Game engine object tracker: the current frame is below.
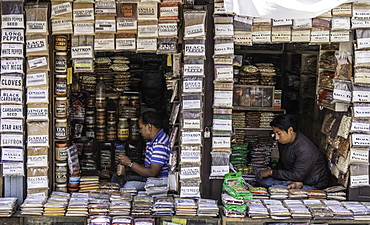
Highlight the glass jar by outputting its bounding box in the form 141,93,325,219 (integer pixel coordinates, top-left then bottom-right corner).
86,125,95,138
55,119,68,140
95,109,105,126
96,125,105,142
130,118,140,141
96,97,106,109
130,96,140,116
55,52,67,73
55,162,67,183
118,96,129,116
85,111,95,125
117,118,129,141
106,121,117,141
55,142,68,161
107,96,118,112
55,97,67,118
87,95,95,108
107,111,116,122
55,74,67,95
54,35,68,51
55,183,67,192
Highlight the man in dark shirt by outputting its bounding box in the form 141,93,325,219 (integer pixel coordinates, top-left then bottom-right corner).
256,114,328,190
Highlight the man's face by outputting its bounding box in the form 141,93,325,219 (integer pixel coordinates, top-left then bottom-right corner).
272,126,295,144
138,119,151,140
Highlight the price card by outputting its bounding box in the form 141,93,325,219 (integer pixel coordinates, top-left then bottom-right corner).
27,88,48,103
182,99,201,110
332,17,351,30
27,155,48,167
1,134,23,147
180,150,201,162
1,147,23,162
27,135,49,147
180,166,200,179
273,19,292,26
27,176,48,189
214,91,233,108
1,43,23,58
159,23,178,37
355,51,370,65
0,74,23,89
95,2,116,14
0,105,23,118
353,8,370,20
52,19,73,34
351,133,370,146
2,162,24,176
183,77,202,93
349,149,369,164
0,119,23,133
215,65,233,81
212,136,231,148
71,46,93,58
214,42,234,55
181,131,201,144
352,19,370,29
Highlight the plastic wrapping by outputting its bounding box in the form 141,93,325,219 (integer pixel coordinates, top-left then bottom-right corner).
183,10,206,39
335,51,352,80
349,164,370,188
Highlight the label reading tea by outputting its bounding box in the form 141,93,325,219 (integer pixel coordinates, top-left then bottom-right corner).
0,105,23,118
0,74,22,89
1,43,23,57
215,24,234,36
212,136,231,148
26,72,47,87
3,162,24,176
1,148,23,162
2,15,24,28
214,43,234,55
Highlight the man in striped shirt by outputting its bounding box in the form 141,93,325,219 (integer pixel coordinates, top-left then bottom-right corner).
117,110,170,191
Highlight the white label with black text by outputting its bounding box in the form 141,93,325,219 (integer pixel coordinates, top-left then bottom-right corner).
180,166,201,179
1,148,23,162
28,135,49,147
27,88,48,103
185,44,205,56
26,38,47,53
183,80,202,93
95,20,116,32
351,175,369,186
184,64,204,76
181,131,202,144
2,29,24,43
26,72,47,87
27,176,48,189
27,108,49,120
0,90,22,104
2,15,24,28
94,39,115,50
180,186,200,198
1,43,23,57
74,23,94,35
71,46,93,58
95,2,116,14
212,136,231,148
0,105,23,118
183,100,201,110
214,43,234,55
117,20,137,31
116,38,136,50
215,24,234,36
350,149,369,163
0,119,23,133
158,23,178,36
27,155,48,167
185,24,205,38
333,89,352,102
51,2,72,17
28,57,47,70
1,134,23,147
3,162,24,176
180,150,201,162
138,25,158,38
137,39,157,51
353,105,370,117
351,121,370,132
26,21,47,34
351,133,370,146
52,19,73,33
211,166,229,176
183,119,201,129
0,75,22,89
213,119,232,131
311,30,330,43
73,8,94,21
1,58,23,73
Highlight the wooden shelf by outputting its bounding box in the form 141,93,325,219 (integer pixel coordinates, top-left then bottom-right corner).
234,127,272,131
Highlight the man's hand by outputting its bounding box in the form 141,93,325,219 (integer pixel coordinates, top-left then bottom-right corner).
118,154,131,166
287,181,303,189
257,169,272,179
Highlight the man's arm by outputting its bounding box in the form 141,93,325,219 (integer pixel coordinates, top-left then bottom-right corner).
118,154,162,177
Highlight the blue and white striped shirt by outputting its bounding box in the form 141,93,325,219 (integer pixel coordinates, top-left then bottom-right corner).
144,129,170,178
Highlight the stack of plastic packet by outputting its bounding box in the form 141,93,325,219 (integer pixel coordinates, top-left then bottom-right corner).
133,218,155,225
197,198,219,217
248,142,272,171
324,185,346,201
152,196,175,216
112,216,133,225
88,191,110,216
245,199,269,218
268,187,288,199
99,182,120,192
66,193,89,216
109,192,132,216
21,195,47,215
343,201,370,220
0,198,17,217
263,199,291,219
303,199,333,220
230,145,249,168
175,198,197,216
80,176,100,192
283,200,311,219
131,193,153,216
145,177,169,197
43,192,70,216
324,201,353,220
288,189,307,199
88,215,110,225
222,192,246,217
307,190,326,200
249,187,269,199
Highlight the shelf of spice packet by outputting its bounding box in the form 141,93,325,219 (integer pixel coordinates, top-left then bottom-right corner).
233,107,286,112
22,216,86,225
209,175,255,181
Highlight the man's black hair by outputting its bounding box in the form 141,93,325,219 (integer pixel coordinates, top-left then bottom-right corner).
140,110,164,129
270,114,297,132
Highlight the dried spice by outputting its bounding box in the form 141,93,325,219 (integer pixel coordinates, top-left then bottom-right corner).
25,34,48,56
117,3,137,19
51,2,72,20
183,10,206,39
25,4,48,35
52,19,73,35
73,3,94,22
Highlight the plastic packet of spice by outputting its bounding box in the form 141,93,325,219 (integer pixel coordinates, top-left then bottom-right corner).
233,15,252,31
73,3,94,22
137,2,158,20
334,51,352,80
332,79,352,103
350,118,370,133
51,2,72,20
67,145,81,174
183,10,206,39
26,56,49,72
27,121,49,147
349,164,370,188
25,34,49,56
183,58,204,77
1,1,24,29
52,19,73,35
26,85,49,104
182,94,203,111
25,4,48,35
159,2,178,20
27,147,48,168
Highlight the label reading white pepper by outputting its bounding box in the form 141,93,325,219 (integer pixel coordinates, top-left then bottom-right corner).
0,105,23,118
1,43,23,57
